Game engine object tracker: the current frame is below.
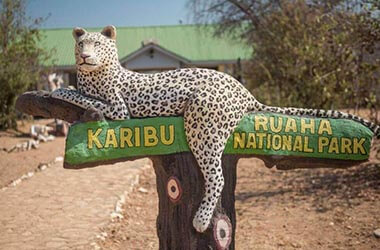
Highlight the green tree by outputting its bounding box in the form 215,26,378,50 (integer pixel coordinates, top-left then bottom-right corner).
0,0,52,129
189,0,380,122
245,1,379,109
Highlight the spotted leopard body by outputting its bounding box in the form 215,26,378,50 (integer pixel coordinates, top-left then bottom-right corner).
51,26,380,233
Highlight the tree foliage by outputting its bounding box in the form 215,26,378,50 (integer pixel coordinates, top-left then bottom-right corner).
0,0,52,129
189,0,380,122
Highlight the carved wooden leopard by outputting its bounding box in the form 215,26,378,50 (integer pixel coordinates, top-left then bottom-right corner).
51,26,380,233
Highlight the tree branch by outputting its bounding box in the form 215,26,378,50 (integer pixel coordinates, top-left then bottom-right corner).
16,90,366,171
15,90,104,123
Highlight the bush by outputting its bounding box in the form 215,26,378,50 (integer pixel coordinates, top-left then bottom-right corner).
0,0,52,129
189,0,380,122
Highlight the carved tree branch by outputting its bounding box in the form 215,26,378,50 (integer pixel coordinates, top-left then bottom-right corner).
15,90,104,123
15,89,368,250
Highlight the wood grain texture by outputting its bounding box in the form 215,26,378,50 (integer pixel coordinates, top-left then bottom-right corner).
151,154,238,250
15,90,363,249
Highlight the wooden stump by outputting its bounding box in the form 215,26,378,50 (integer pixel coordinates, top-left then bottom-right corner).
16,91,239,249
152,153,238,250
16,90,372,250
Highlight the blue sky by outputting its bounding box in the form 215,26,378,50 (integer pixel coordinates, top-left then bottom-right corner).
27,0,191,29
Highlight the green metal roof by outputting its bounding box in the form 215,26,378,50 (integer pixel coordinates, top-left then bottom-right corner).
40,25,251,67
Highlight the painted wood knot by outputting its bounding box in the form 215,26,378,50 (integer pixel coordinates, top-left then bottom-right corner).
213,214,232,250
166,176,182,203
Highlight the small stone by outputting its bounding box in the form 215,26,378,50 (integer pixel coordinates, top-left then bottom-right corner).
22,231,32,236
55,156,64,162
45,241,65,248
96,232,108,241
374,228,380,238
91,242,100,250
291,242,301,248
138,187,148,193
110,211,123,220
38,164,47,171
11,179,21,186
329,222,334,226
277,241,285,247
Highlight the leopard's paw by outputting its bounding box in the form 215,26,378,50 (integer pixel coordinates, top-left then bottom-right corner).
192,213,210,233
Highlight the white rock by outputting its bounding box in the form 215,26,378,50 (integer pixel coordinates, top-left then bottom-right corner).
138,187,148,193
110,212,123,220
38,164,47,171
374,228,380,238
55,156,64,162
11,179,21,186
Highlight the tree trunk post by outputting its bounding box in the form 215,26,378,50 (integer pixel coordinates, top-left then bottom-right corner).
16,91,240,249
151,154,238,250
16,91,374,250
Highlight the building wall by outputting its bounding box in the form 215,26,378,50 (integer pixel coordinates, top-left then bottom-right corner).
57,60,242,88
122,49,181,71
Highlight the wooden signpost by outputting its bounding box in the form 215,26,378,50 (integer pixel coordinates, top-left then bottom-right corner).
16,91,374,250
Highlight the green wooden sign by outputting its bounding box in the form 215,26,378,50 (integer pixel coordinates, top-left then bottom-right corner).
64,113,374,167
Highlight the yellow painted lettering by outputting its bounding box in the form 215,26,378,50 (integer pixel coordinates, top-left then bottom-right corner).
87,128,103,149
353,138,366,154
120,128,133,148
134,127,141,147
341,138,352,154
160,125,174,145
272,134,282,151
303,136,313,153
282,135,292,151
269,117,283,133
328,137,339,154
234,133,246,149
256,133,267,149
318,137,329,153
301,119,315,134
285,118,297,133
104,129,118,148
318,120,332,135
255,116,268,131
266,134,272,149
292,135,303,152
144,126,158,147
246,133,256,149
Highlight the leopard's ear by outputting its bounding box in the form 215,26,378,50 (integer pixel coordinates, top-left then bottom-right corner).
101,25,116,40
73,27,87,40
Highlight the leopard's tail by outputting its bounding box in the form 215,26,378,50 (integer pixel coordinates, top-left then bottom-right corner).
249,99,380,138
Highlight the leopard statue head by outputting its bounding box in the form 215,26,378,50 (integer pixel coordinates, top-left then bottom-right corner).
72,26,119,72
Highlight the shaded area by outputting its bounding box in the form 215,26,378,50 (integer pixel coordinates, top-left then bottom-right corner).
235,142,380,249
99,142,380,249
283,162,380,211
236,144,380,212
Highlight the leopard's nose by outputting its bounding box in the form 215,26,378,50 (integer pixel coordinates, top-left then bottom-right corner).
80,53,90,59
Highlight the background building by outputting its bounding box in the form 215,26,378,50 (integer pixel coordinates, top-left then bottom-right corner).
41,24,251,87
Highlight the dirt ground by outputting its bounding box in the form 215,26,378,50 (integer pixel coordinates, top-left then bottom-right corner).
1,118,379,249
0,119,65,188
99,141,380,250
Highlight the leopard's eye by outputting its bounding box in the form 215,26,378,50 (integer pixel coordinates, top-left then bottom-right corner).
94,41,101,46
78,41,83,48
